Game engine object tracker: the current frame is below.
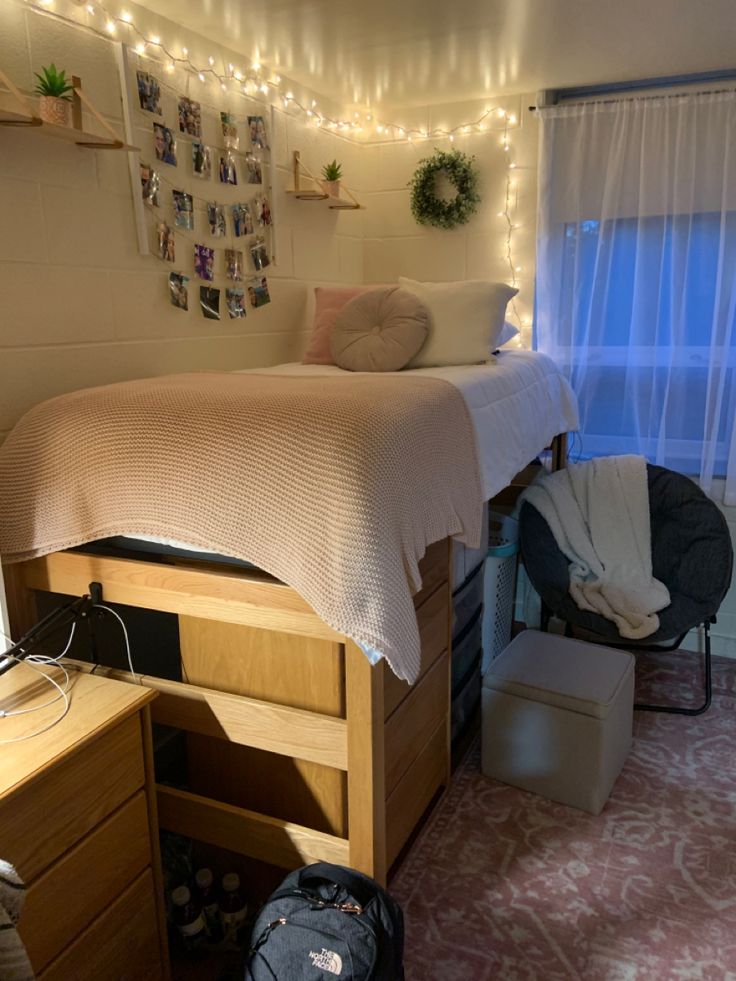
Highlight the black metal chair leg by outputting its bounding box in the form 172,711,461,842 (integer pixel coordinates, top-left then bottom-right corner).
634,620,713,716
540,600,551,633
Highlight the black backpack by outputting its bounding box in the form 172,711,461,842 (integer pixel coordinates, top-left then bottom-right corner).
245,862,405,980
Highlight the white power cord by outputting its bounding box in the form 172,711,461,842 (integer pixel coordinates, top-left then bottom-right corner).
94,604,139,682
0,595,141,742
0,622,76,744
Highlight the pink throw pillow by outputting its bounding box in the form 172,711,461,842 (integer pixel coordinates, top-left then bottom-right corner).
303,286,383,365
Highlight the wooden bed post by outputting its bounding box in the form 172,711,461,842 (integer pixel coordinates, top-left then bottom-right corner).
345,641,387,885
1,562,37,640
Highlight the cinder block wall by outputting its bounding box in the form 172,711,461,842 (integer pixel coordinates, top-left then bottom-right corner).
0,0,364,442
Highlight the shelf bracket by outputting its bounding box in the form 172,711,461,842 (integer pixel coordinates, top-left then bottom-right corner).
0,67,41,127
290,150,362,208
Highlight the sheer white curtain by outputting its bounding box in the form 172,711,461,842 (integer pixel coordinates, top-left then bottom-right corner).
536,91,736,505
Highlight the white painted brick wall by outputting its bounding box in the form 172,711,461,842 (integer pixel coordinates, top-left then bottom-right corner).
0,0,365,444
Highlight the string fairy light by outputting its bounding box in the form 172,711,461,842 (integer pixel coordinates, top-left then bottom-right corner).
16,0,530,331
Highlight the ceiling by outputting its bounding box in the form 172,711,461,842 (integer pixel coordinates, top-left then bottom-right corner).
140,0,736,110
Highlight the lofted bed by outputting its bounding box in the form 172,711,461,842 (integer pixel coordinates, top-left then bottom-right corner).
0,352,578,887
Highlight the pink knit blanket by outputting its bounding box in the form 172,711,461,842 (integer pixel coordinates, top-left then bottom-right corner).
0,372,483,681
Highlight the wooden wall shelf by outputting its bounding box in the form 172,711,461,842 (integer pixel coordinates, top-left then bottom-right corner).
0,68,138,151
290,150,363,210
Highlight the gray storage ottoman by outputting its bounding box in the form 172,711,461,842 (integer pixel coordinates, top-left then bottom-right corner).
481,630,634,814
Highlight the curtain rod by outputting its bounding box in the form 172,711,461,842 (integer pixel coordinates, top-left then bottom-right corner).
529,68,736,111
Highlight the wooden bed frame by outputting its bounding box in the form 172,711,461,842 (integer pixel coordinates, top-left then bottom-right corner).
2,435,568,889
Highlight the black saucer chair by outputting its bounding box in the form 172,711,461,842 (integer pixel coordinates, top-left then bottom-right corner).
519,465,734,716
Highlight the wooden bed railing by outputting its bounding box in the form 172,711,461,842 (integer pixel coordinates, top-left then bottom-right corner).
3,541,451,887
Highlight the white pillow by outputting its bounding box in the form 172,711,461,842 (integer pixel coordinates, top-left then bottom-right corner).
496,321,520,349
399,278,518,368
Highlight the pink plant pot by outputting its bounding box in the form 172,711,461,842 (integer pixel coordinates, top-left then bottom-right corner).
39,96,71,127
321,179,341,198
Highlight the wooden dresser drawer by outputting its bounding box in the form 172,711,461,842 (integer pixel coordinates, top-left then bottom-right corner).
0,714,145,881
39,867,163,981
21,791,152,973
384,581,449,720
384,651,449,795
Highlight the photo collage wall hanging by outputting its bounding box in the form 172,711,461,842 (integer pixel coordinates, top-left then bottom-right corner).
136,68,274,321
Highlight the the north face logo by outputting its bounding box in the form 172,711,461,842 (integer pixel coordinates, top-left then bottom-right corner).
309,948,343,975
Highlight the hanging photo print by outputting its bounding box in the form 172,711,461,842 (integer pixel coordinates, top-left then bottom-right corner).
157,222,175,262
248,115,269,149
194,244,215,281
226,287,246,319
178,96,202,137
200,286,221,320
250,237,270,271
256,195,272,226
219,153,238,185
207,202,227,237
136,71,161,115
220,111,239,149
247,276,271,308
169,272,188,310
173,190,194,230
225,249,243,281
231,202,254,237
140,163,160,206
245,153,262,184
192,141,212,179
153,123,177,166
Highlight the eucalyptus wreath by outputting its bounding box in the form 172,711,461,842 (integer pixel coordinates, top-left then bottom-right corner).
408,148,481,229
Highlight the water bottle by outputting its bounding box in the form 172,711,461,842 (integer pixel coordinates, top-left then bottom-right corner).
194,867,223,943
220,872,248,947
171,885,207,953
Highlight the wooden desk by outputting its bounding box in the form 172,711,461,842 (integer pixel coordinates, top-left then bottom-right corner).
0,663,169,980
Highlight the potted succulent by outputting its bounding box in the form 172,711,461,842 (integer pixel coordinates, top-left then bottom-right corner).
321,159,343,198
34,64,74,127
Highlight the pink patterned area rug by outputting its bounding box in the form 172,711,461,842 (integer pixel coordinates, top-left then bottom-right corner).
391,651,736,980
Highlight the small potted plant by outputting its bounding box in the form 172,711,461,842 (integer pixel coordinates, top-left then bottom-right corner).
321,159,343,198
34,64,74,127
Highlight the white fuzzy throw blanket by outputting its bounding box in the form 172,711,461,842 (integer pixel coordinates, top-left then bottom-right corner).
0,372,483,682
522,455,670,639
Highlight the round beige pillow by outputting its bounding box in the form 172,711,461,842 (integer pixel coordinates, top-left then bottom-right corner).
329,287,430,372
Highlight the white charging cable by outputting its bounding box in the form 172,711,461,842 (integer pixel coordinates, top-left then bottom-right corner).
94,604,139,682
0,622,76,744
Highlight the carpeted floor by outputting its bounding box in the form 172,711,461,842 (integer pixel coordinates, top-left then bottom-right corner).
391,651,736,980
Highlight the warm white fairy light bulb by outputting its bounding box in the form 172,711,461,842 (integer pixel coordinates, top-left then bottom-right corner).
208,56,215,65
182,46,188,56
86,4,94,12
260,83,268,94
120,10,131,21
150,34,160,45
105,19,115,32
135,41,145,54
198,72,205,82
